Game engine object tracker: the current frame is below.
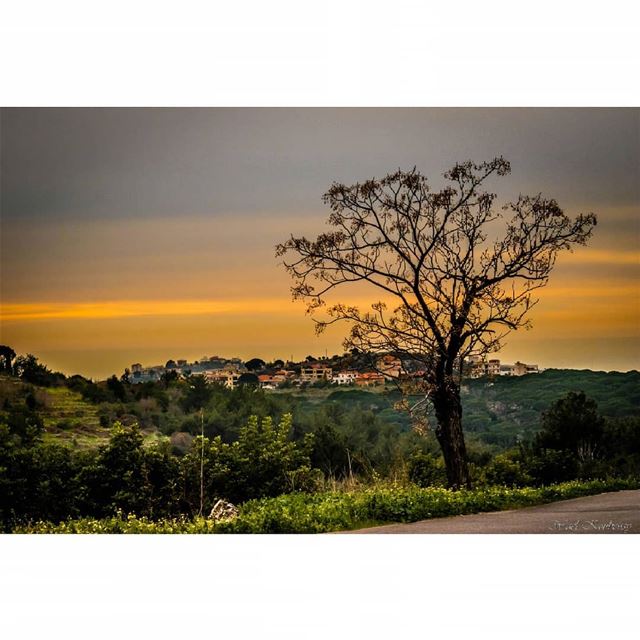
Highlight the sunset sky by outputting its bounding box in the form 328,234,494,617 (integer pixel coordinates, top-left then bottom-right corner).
1,108,638,379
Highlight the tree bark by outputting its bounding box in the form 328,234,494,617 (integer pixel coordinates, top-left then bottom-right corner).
431,377,471,490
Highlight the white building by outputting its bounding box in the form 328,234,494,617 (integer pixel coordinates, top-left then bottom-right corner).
334,370,358,385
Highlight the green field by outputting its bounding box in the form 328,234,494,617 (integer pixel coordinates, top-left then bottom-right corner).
39,386,109,447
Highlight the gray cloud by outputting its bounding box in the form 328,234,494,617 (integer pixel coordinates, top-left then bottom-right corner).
2,108,638,222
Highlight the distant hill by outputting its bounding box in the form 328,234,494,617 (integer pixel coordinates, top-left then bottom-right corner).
2,368,637,452
322,369,639,448
461,369,639,446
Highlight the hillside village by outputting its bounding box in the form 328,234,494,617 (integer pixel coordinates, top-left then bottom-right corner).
127,352,541,389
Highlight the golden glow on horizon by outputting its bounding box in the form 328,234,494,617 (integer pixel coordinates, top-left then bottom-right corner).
2,210,638,378
1,298,302,322
2,279,638,322
2,277,638,377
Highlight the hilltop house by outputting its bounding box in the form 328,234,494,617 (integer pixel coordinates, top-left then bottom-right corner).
466,356,540,378
257,374,285,390
204,369,242,388
300,364,333,383
376,355,403,379
512,361,539,376
355,372,385,387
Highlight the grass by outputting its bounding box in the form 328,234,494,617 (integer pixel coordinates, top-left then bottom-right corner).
15,477,638,534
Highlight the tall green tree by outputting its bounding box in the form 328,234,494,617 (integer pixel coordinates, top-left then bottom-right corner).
0,345,16,374
536,391,605,461
13,354,58,386
181,376,212,412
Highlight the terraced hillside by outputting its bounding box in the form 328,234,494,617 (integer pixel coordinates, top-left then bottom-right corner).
38,386,112,447
0,376,112,447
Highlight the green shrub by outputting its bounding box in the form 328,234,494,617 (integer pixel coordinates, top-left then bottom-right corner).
526,449,579,485
180,413,315,510
407,452,447,487
481,452,532,487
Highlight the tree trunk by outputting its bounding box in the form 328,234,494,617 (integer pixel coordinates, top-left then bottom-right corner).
432,377,471,490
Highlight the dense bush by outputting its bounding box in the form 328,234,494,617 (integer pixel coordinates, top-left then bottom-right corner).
536,391,605,459
78,422,180,519
601,416,640,476
0,428,86,524
13,354,64,387
0,413,316,530
479,452,532,487
180,413,317,509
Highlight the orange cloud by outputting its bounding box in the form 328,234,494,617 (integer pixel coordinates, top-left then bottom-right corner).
0,299,300,322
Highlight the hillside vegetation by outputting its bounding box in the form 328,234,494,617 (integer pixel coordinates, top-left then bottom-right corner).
1,368,638,454
2,354,638,531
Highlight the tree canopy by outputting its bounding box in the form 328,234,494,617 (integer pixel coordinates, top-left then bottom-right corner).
277,158,596,377
0,346,16,374
245,358,266,371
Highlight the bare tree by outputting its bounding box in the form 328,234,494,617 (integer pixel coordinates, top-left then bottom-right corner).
276,158,596,488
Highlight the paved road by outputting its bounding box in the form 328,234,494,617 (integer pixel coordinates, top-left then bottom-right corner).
344,490,640,534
